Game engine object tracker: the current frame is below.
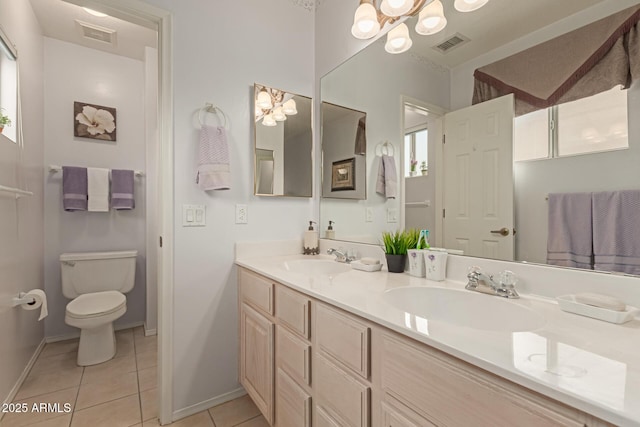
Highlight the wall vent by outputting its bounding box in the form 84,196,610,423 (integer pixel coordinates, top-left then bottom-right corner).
433,33,469,53
75,20,117,46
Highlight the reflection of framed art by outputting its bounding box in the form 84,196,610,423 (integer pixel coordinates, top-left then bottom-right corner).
331,157,356,191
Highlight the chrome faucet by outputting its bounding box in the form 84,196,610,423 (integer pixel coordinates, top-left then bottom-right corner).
327,248,356,264
466,267,520,299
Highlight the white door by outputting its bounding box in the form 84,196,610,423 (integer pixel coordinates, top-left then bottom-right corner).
443,94,514,261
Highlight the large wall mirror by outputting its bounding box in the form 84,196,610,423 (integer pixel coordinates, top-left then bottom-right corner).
254,83,312,197
0,26,18,143
319,2,640,277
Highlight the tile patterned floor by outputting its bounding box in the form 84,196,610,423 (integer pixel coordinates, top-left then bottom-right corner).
1,328,266,427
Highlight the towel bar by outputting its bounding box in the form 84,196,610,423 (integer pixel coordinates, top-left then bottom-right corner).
0,184,34,199
48,165,144,177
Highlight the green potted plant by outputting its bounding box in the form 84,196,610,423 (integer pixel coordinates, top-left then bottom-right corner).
409,159,417,177
381,230,413,273
0,108,11,134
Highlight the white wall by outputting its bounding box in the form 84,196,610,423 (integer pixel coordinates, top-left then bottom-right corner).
143,0,315,416
43,38,147,338
450,0,640,265
0,0,45,406
320,40,450,243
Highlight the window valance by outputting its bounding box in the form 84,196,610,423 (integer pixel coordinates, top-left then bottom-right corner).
472,5,640,116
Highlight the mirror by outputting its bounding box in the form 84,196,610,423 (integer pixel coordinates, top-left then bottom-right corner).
321,102,367,200
0,26,18,143
254,83,312,197
319,6,640,276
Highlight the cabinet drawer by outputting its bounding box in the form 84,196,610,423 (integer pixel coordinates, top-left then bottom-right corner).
276,369,311,427
316,303,370,379
380,333,583,427
277,326,311,386
239,268,274,315
276,285,310,339
315,406,341,427
315,354,370,427
381,395,437,427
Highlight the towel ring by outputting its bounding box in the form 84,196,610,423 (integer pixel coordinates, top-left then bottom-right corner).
375,141,395,157
198,103,228,128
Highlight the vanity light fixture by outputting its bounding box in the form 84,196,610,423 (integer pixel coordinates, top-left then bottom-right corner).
351,0,489,53
255,85,298,126
83,7,108,17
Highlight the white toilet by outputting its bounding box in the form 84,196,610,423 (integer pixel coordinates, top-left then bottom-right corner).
60,250,137,366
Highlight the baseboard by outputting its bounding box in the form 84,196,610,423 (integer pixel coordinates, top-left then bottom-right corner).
143,324,157,337
172,387,247,422
45,321,145,343
0,338,46,421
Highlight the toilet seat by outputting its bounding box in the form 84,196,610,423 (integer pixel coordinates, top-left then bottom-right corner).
66,291,126,319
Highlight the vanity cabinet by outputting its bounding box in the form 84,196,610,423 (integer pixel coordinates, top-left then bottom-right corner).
238,268,613,427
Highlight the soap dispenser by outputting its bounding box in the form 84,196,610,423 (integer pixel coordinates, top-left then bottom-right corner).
303,221,319,255
326,221,335,240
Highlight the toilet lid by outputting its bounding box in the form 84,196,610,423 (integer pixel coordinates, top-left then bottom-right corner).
66,291,126,318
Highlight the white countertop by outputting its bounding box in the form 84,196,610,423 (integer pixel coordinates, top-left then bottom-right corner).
236,254,640,427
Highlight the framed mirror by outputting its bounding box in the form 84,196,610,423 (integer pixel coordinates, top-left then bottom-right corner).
253,83,312,197
0,26,18,143
319,3,640,277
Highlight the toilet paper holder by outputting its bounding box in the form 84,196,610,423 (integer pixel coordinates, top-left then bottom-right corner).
12,292,36,307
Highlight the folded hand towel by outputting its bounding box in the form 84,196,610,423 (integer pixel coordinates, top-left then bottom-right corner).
546,192,593,269
196,125,231,190
62,166,88,211
111,169,135,210
87,167,110,212
592,190,640,274
375,155,397,199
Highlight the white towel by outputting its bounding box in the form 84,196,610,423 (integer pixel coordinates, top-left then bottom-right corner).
375,155,397,199
196,125,231,190
87,167,110,212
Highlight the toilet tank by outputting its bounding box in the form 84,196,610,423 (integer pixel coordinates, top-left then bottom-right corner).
60,250,138,299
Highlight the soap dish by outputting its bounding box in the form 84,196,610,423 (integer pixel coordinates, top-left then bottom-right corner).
351,260,382,272
557,295,639,324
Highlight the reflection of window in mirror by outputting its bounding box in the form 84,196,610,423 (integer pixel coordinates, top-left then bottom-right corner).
404,129,428,177
0,27,18,143
514,87,628,162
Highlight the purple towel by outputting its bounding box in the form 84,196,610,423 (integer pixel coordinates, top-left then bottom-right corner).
546,192,593,269
62,166,87,211
592,190,640,274
111,169,135,210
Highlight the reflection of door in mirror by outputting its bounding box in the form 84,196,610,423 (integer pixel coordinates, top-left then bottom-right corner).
256,149,274,195
253,83,312,198
0,27,18,143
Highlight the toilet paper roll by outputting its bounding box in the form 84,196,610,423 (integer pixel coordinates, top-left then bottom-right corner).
21,289,48,321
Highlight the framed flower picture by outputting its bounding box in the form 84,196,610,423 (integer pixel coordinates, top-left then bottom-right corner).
331,157,356,191
74,102,117,141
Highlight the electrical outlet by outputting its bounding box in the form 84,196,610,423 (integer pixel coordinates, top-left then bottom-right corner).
387,208,398,223
236,204,248,224
365,207,373,222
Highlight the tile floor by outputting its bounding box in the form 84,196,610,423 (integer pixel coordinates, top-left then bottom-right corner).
1,327,267,427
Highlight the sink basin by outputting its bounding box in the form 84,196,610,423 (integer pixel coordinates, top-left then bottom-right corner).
283,259,351,277
383,287,545,332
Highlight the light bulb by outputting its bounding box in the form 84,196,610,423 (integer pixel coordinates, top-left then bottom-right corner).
283,99,297,115
262,114,277,127
257,90,273,109
273,107,286,121
454,0,489,12
380,0,413,17
416,0,447,35
385,23,412,54
351,3,381,39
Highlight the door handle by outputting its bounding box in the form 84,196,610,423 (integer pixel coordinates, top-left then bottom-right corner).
490,227,510,237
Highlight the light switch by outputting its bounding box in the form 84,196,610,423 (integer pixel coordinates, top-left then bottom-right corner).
387,208,398,223
365,207,373,223
183,204,206,227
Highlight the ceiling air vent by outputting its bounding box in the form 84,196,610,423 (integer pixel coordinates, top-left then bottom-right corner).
433,33,469,54
75,20,117,46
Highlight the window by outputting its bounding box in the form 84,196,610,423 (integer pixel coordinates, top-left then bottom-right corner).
404,128,428,177
514,87,628,162
0,27,17,143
